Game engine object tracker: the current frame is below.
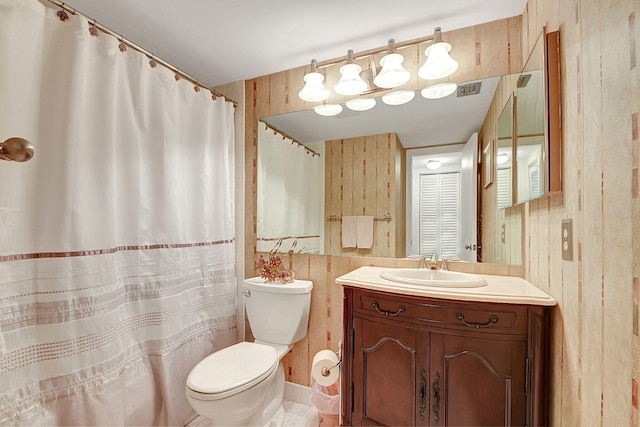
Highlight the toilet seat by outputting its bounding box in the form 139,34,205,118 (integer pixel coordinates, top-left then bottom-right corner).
186,341,278,401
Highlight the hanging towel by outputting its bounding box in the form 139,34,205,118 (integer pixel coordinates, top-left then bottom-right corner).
356,216,374,249
341,216,357,248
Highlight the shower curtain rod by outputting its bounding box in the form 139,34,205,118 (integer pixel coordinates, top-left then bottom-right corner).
45,0,238,108
259,119,320,157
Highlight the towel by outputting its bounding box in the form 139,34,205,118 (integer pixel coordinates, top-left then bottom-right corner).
356,216,374,249
341,216,357,248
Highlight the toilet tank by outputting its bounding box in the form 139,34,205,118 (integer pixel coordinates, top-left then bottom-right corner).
243,277,313,345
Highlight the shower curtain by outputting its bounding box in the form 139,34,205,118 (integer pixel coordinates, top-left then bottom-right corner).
0,1,237,425
257,125,323,254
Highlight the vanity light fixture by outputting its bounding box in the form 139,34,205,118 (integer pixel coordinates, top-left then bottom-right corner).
373,39,411,89
298,59,330,102
421,83,458,99
334,50,368,96
426,160,442,170
345,97,376,111
313,104,343,117
299,27,459,114
418,27,459,80
381,90,415,106
496,153,509,165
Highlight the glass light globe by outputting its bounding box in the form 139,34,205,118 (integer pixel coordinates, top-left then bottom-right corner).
345,98,376,111
374,53,411,88
314,104,343,117
381,90,415,106
334,63,367,96
418,42,459,80
426,160,442,170
298,72,330,102
421,83,458,99
497,153,510,165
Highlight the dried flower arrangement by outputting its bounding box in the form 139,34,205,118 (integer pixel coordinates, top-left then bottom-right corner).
255,240,296,283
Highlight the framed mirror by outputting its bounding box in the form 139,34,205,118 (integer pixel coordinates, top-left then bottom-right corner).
515,29,562,204
257,76,522,263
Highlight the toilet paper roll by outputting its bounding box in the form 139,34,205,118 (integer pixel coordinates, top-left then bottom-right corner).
311,349,340,386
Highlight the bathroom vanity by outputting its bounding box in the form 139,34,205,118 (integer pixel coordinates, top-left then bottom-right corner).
336,266,556,427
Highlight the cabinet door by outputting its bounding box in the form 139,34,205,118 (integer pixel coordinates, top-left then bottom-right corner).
353,317,420,426
430,333,527,426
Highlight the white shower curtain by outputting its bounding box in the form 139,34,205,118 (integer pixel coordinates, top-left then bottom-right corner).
257,126,323,254
0,1,237,425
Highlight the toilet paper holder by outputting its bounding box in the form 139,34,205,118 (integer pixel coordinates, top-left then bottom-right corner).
320,340,343,377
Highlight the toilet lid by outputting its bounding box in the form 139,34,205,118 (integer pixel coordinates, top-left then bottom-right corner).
186,341,278,396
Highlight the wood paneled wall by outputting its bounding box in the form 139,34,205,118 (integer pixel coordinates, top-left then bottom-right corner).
243,17,526,389
324,133,405,257
518,0,640,425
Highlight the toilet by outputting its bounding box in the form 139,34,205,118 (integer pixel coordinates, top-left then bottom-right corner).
186,277,313,426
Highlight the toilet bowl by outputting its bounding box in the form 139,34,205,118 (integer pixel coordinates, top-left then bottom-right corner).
186,278,313,426
186,341,283,426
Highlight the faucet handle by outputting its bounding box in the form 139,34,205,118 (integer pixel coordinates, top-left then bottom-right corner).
440,258,448,271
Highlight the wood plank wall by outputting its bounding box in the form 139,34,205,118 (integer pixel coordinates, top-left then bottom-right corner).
324,133,405,258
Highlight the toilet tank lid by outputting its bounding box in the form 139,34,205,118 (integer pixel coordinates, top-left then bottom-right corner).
244,277,313,294
186,341,278,395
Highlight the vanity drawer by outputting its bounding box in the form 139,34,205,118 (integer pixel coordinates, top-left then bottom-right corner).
352,289,529,334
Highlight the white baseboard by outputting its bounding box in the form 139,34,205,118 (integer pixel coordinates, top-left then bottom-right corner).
284,381,312,405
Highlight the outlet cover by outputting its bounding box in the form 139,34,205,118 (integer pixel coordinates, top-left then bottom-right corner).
562,219,573,261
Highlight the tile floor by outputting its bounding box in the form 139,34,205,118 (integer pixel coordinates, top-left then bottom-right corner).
185,399,321,427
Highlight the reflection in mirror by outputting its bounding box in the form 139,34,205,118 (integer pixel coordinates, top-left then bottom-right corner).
257,123,324,254
497,96,514,209
258,77,521,263
516,33,546,204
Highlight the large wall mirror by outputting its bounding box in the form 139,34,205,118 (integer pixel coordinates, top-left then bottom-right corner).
258,75,523,263
515,34,545,204
515,29,562,204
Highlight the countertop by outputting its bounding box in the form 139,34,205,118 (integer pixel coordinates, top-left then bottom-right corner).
335,266,557,306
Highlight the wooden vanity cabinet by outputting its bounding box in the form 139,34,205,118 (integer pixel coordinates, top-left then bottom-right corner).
341,287,550,427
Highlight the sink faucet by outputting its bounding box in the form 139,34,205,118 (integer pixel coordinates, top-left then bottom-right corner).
428,254,438,270
419,254,438,269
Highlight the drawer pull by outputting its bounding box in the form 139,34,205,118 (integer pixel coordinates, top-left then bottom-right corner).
419,369,426,420
456,312,499,328
372,301,405,317
432,371,441,425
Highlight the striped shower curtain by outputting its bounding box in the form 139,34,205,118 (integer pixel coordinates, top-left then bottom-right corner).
0,0,237,424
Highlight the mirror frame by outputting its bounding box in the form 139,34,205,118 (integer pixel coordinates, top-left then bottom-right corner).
544,30,562,195
514,28,562,205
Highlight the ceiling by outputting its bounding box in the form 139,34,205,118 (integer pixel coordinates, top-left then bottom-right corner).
263,76,499,148
58,0,526,88
50,0,527,149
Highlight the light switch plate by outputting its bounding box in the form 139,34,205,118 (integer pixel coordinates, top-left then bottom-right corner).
562,219,573,261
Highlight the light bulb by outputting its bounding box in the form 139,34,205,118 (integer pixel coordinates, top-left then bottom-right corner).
334,50,367,96
419,28,459,80
374,53,410,89
497,153,509,165
334,63,367,96
314,104,343,116
421,83,457,99
345,98,376,111
426,160,441,170
298,72,330,102
381,90,415,106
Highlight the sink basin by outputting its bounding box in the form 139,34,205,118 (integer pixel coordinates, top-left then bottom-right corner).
380,269,487,288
